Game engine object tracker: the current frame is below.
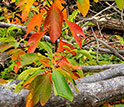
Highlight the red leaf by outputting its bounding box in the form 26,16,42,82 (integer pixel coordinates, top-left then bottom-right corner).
43,3,63,43
59,57,81,70
57,57,81,80
25,11,44,38
14,61,21,74
65,20,86,48
7,49,25,73
26,32,46,53
57,39,76,55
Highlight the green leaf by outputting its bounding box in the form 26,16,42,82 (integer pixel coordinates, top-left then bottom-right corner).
67,58,83,75
40,74,51,106
52,69,73,101
0,36,16,43
0,44,13,52
18,67,42,80
26,74,51,107
7,26,22,36
77,50,92,60
14,81,24,93
56,68,79,92
20,53,45,67
116,104,124,107
114,35,124,45
38,41,52,54
15,68,44,93
115,0,124,10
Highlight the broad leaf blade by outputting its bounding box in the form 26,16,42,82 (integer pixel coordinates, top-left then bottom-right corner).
40,74,51,106
25,11,44,38
77,50,92,60
0,79,7,84
0,44,13,52
66,20,86,48
57,39,76,55
26,74,51,107
20,53,42,67
38,41,52,54
17,0,35,21
115,0,124,10
52,69,73,101
26,32,46,53
15,69,43,93
77,0,90,17
44,3,63,43
54,0,67,19
94,0,98,3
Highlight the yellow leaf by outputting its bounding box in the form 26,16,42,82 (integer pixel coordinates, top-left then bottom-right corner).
77,0,90,17
94,0,98,3
11,0,16,3
17,0,35,21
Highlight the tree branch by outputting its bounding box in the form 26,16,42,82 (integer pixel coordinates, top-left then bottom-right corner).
1,65,124,107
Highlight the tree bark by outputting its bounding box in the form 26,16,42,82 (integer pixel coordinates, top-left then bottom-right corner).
91,17,124,32
1,65,124,107
43,65,124,107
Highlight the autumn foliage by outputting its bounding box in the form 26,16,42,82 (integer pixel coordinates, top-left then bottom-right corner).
0,0,122,107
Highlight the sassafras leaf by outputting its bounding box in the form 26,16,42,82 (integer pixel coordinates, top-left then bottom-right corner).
52,69,73,101
77,0,90,17
65,20,86,48
17,0,35,21
25,11,45,38
26,32,46,53
54,0,67,19
43,3,63,43
115,0,124,10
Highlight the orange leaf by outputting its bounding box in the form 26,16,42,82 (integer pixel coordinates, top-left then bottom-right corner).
23,76,36,89
7,49,25,61
26,32,46,53
43,3,63,43
57,39,76,55
7,49,25,73
25,11,45,38
103,103,113,107
56,57,81,80
26,92,35,107
39,58,50,67
0,44,13,52
66,20,86,48
54,0,67,20
58,57,81,70
26,74,51,107
0,79,7,84
17,0,35,21
77,0,90,17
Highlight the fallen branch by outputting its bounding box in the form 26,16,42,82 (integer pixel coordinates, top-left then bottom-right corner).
84,46,124,55
83,37,124,60
81,64,124,72
1,65,124,107
0,22,27,32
